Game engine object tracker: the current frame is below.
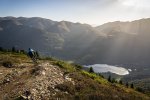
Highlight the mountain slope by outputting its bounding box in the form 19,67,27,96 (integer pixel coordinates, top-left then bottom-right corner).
1,17,150,66
0,51,149,100
0,17,101,59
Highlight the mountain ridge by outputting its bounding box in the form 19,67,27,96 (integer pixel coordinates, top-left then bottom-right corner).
1,17,150,66
1,16,150,97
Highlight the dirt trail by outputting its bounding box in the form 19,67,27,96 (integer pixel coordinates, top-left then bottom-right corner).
0,61,74,100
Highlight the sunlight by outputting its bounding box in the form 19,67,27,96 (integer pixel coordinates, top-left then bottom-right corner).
122,0,137,6
120,0,149,8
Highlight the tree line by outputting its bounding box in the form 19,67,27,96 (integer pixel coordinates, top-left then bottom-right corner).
88,67,135,89
0,46,26,54
0,46,39,57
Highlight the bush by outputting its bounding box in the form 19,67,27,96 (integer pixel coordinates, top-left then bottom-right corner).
54,61,75,72
2,60,13,68
56,61,64,68
98,73,104,78
73,64,83,70
81,71,108,84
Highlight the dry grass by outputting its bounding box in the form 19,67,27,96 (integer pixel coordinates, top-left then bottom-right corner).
0,51,149,100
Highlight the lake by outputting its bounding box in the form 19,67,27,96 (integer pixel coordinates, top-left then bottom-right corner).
84,64,129,75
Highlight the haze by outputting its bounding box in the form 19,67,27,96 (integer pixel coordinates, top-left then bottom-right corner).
0,0,150,25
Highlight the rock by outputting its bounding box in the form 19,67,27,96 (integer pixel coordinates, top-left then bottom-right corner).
65,76,72,81
41,71,46,75
19,95,28,99
3,78,10,84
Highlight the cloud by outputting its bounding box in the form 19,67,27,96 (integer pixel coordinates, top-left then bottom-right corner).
118,0,150,8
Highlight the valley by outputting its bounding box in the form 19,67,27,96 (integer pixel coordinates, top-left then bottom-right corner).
1,17,150,97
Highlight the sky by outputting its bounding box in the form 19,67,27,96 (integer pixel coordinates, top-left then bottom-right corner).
0,0,150,26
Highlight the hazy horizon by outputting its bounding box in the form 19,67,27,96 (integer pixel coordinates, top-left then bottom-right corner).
1,16,150,27
0,0,150,26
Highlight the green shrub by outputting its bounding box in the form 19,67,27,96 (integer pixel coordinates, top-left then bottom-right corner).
72,64,83,70
56,61,64,68
98,73,104,78
81,70,108,84
54,61,75,72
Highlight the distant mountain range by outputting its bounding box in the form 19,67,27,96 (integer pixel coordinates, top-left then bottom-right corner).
1,17,150,66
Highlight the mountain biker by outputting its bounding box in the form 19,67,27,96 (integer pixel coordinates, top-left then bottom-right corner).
28,48,37,63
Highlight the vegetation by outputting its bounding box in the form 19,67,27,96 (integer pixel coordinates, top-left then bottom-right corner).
0,50,149,100
126,82,129,88
108,75,111,82
119,80,123,85
12,46,16,52
0,46,27,54
89,67,94,73
136,87,144,93
81,70,108,84
131,83,134,89
53,60,76,72
2,60,13,68
130,78,150,96
1,17,150,97
72,64,83,70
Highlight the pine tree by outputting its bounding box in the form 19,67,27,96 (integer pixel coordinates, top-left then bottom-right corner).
89,67,94,73
126,82,129,88
98,73,104,78
0,47,3,51
108,75,111,82
111,78,116,83
12,46,16,52
130,83,134,89
119,80,123,85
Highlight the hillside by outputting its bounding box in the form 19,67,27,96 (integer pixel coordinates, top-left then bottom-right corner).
0,17,101,59
0,51,149,100
1,17,150,97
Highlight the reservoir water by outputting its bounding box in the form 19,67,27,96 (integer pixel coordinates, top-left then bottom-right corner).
84,64,129,75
